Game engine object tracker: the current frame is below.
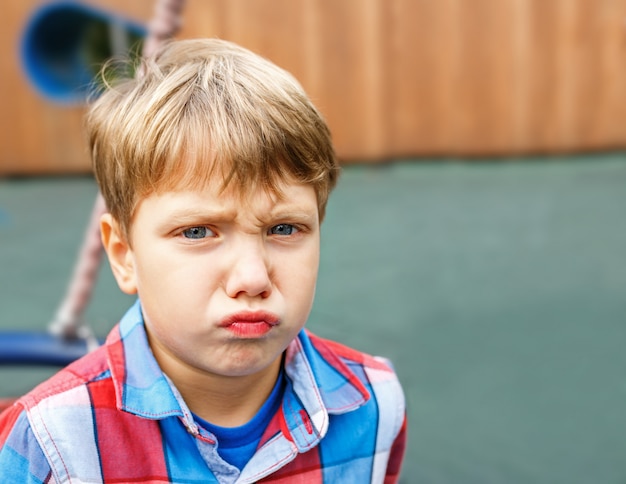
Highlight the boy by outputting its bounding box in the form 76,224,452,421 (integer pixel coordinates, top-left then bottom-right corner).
0,39,406,483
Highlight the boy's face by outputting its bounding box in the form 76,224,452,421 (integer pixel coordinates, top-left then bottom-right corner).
102,178,320,381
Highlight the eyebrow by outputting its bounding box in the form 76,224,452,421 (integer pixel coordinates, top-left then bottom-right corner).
264,209,317,222
260,202,320,222
159,200,319,230
161,207,238,226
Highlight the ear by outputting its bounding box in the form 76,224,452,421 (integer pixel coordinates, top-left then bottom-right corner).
100,213,138,295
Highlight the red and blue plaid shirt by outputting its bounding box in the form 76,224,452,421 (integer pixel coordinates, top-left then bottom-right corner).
0,301,407,483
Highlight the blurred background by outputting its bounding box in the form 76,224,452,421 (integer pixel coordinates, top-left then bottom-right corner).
1,1,626,482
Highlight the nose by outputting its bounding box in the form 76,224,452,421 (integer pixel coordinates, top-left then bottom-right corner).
224,240,272,299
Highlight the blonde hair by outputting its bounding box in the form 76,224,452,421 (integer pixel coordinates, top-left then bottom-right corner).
86,38,339,237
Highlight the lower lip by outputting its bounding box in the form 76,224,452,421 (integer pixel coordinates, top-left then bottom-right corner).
225,321,275,338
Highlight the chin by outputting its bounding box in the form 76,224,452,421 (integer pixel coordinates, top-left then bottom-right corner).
213,352,280,378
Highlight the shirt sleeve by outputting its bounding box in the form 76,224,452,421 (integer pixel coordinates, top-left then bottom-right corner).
384,413,408,484
0,403,53,483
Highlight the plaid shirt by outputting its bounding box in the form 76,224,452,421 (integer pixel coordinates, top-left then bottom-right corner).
0,301,406,483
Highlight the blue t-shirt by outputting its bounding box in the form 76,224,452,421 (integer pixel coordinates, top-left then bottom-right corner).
193,370,285,470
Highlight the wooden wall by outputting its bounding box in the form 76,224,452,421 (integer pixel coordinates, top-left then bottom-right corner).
3,0,626,174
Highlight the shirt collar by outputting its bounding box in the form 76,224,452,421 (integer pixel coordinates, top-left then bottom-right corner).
107,300,185,420
280,329,371,451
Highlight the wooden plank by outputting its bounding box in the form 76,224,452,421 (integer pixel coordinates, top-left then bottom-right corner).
287,0,388,160
566,0,626,150
595,0,626,147
389,0,465,156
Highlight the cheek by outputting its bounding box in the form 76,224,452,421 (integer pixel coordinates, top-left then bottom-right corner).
282,248,319,307
135,244,196,283
133,250,198,310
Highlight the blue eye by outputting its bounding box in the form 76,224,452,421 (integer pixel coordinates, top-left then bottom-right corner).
269,224,297,236
182,227,211,239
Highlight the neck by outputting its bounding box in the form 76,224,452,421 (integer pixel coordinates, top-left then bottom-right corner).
166,357,283,427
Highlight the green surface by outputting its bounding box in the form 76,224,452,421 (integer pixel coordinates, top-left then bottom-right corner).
1,155,625,483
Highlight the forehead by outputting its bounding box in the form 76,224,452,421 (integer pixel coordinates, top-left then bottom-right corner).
138,177,319,221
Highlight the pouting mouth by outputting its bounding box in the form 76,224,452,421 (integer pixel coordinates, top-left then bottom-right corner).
219,310,280,327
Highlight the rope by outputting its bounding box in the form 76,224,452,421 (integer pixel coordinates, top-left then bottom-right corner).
49,0,186,343
49,194,105,348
